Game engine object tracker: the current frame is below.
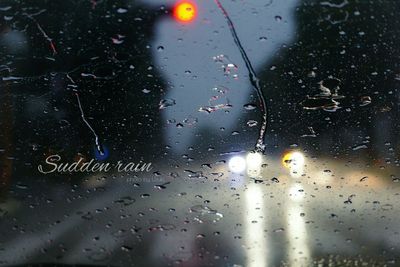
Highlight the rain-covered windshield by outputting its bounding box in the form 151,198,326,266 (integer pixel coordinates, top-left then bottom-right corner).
1,0,400,266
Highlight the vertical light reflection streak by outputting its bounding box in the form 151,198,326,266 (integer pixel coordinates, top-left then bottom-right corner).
245,184,267,267
285,151,305,179
289,164,304,179
286,183,310,266
246,152,263,178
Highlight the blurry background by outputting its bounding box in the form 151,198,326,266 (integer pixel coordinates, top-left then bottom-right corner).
0,0,400,266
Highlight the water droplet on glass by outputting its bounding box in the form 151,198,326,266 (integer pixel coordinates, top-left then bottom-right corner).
121,245,132,252
381,204,393,211
243,103,257,110
213,54,238,78
114,196,136,206
117,8,128,13
352,144,368,151
247,120,258,127
159,99,176,109
190,204,223,223
360,96,372,106
111,34,125,44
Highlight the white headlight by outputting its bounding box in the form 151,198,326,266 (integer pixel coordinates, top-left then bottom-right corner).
246,152,262,168
229,156,246,173
290,151,305,166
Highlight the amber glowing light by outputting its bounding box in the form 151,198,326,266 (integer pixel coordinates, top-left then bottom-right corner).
282,151,305,168
173,2,197,22
282,152,291,168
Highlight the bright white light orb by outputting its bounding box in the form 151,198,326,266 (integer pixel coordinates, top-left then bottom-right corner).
229,156,246,173
282,151,305,178
291,151,305,166
246,152,262,167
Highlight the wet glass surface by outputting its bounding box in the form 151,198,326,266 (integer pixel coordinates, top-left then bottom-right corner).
1,0,400,266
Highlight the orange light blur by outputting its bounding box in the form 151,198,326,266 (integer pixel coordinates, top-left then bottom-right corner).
173,2,197,22
282,152,292,168
282,150,305,169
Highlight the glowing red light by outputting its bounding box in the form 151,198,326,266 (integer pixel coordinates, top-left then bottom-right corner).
173,2,197,22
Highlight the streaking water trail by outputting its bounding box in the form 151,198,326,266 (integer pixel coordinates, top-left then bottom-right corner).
24,13,57,55
214,0,268,153
66,74,104,156
24,10,105,157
